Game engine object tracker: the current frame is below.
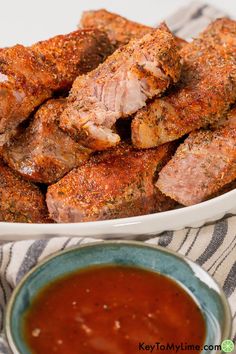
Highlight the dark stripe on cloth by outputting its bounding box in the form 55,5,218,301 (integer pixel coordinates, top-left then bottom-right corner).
4,244,14,292
0,278,7,305
0,247,3,269
191,4,208,19
185,228,202,256
61,238,71,251
176,228,190,252
223,261,236,298
0,244,14,304
0,248,6,305
0,304,4,331
16,240,49,284
212,242,236,277
76,239,84,246
207,234,236,272
196,219,227,266
172,4,207,33
158,231,173,247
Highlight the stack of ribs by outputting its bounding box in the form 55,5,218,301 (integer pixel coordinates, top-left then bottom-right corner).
0,27,112,222
60,23,181,150
80,9,186,50
1,9,236,223
131,19,236,148
0,29,112,149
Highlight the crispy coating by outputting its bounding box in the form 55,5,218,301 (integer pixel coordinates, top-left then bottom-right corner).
0,160,50,223
80,9,186,50
210,179,236,199
46,143,176,223
3,99,91,184
212,103,236,129
0,29,112,147
60,24,181,150
80,9,152,48
226,106,236,128
156,107,236,206
31,29,112,90
132,18,236,148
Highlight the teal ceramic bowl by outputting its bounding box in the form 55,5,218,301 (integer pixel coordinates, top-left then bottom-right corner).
5,241,232,354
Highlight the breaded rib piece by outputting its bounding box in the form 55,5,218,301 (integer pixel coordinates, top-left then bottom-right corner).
80,9,187,50
132,18,236,148
210,179,236,199
0,160,50,223
3,99,91,184
0,29,112,147
80,9,151,48
156,107,236,206
226,108,236,127
60,24,181,150
46,143,176,223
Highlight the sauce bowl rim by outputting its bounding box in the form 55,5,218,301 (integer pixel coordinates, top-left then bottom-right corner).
5,240,232,354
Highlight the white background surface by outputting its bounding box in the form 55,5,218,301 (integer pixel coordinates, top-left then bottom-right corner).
0,0,235,46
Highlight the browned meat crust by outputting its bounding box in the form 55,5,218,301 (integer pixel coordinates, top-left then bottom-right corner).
80,9,186,50
60,24,181,150
80,9,152,48
0,29,112,147
46,143,176,223
132,18,236,148
210,179,236,199
3,99,91,184
156,107,236,206
212,102,236,129
0,160,50,223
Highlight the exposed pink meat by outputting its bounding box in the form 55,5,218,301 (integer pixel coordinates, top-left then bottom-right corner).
156,106,236,206
60,24,181,150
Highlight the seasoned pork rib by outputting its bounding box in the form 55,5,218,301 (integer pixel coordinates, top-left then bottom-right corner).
80,9,152,48
156,107,236,206
226,107,236,127
132,18,236,148
80,9,187,50
46,143,176,223
213,179,236,197
0,160,50,223
60,24,181,150
3,99,90,184
0,29,112,147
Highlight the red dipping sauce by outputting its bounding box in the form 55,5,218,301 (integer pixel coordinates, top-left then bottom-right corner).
23,265,206,354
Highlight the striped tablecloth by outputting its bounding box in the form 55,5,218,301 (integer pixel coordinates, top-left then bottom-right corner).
0,2,235,353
